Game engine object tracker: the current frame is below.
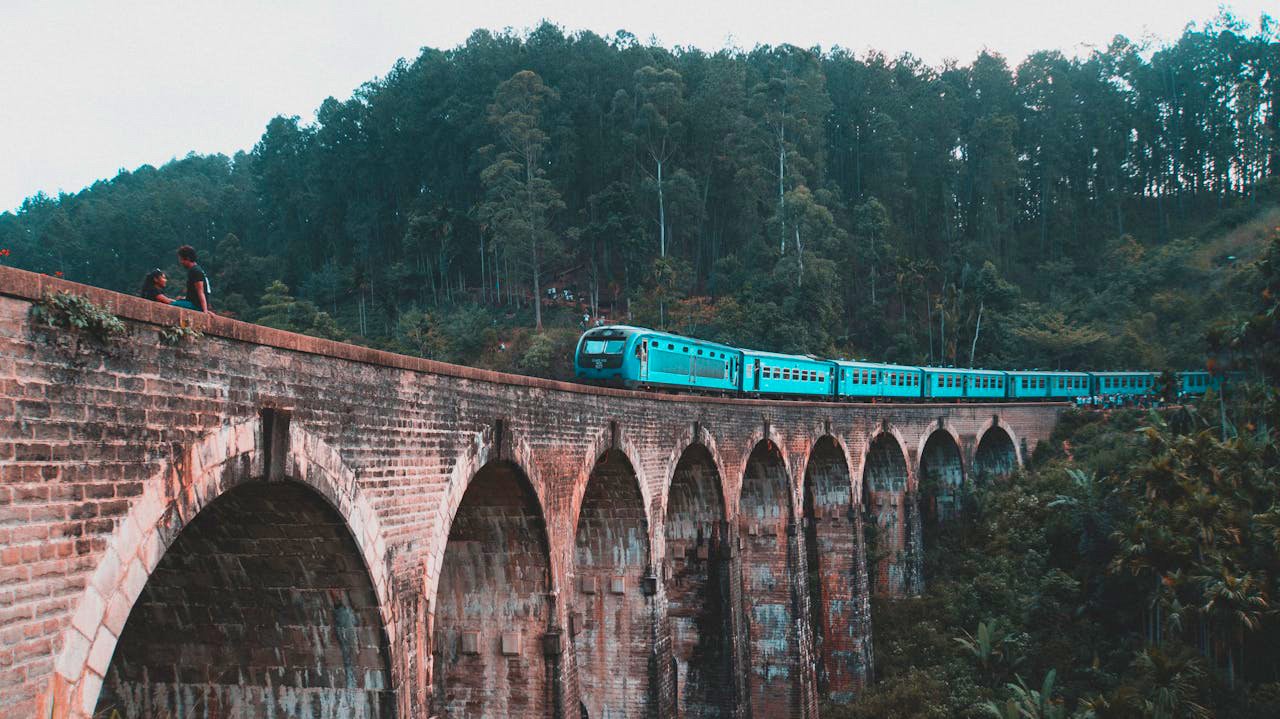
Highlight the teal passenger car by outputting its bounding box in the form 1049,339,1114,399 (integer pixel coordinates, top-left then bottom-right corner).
922,367,1006,400
1045,371,1091,400
742,350,836,398
1177,371,1223,395
1090,371,1157,398
834,360,923,399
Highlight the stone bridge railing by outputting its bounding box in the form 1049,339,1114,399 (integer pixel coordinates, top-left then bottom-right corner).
0,266,1066,719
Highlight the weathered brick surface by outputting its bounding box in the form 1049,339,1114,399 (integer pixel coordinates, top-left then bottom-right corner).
0,266,1067,718
571,450,652,718
974,425,1019,482
96,482,393,718
862,433,911,597
663,445,736,718
802,437,866,703
919,431,966,523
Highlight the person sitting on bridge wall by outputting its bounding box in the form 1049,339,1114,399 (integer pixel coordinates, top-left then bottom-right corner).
171,245,211,312
139,269,173,305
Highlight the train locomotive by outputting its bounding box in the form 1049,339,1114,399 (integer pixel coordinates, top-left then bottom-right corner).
573,324,1226,402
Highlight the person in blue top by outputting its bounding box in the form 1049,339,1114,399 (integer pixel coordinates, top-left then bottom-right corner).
171,245,210,312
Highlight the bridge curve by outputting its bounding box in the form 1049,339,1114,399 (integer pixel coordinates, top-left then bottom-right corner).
0,267,1066,719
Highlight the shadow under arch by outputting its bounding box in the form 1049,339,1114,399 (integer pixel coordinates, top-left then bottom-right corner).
859,430,915,598
739,437,805,716
974,423,1019,483
802,434,871,703
431,458,554,718
664,442,736,717
572,447,654,718
918,428,966,524
53,416,397,718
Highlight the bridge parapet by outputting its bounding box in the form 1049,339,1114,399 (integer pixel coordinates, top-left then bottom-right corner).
0,266,1066,718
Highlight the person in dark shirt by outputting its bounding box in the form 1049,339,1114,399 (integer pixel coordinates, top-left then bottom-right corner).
139,269,173,304
172,245,210,312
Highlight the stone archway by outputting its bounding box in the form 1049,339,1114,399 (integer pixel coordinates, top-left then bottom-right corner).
919,430,965,524
739,439,804,717
52,414,397,718
664,443,736,718
572,449,653,718
431,459,553,718
96,482,394,718
860,433,913,597
802,436,869,703
974,425,1018,482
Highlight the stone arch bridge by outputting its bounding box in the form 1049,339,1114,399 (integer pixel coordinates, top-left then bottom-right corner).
0,267,1065,719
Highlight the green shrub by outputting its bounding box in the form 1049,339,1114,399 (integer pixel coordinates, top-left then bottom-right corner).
31,291,126,342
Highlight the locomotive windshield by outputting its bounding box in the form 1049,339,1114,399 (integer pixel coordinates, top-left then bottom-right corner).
584,339,626,354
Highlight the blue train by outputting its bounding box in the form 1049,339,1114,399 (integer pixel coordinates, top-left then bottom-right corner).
574,325,1228,402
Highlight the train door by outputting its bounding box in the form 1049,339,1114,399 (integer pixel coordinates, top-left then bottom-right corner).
638,340,649,381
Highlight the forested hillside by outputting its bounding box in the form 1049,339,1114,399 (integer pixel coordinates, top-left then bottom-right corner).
833,231,1280,718
2,14,1277,377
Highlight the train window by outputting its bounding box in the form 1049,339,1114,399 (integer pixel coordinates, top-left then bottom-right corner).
667,343,674,350
937,376,943,387
871,371,878,383
819,374,826,383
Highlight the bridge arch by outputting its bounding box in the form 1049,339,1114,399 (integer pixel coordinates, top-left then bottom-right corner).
430,456,554,718
572,447,654,718
858,428,915,597
738,437,806,715
917,426,966,524
802,434,869,702
57,416,396,719
974,420,1021,482
663,442,736,717
569,423,654,552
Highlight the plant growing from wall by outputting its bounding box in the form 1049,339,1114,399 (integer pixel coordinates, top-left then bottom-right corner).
159,320,202,347
31,291,127,343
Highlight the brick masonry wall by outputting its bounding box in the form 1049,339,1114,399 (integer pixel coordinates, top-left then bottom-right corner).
0,266,1067,718
919,431,966,523
663,445,736,718
803,437,866,704
96,481,393,718
571,450,652,718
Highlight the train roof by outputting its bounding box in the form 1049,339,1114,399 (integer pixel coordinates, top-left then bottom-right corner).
919,366,1007,375
1005,369,1091,376
832,359,921,371
1088,370,1159,376
588,325,740,352
740,348,833,363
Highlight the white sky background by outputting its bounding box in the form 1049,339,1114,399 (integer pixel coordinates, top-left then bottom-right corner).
0,0,1272,213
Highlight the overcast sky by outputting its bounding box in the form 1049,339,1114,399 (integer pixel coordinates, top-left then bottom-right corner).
0,0,1272,213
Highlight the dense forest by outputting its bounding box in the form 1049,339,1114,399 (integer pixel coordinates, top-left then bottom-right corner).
833,230,1280,717
1,13,1278,378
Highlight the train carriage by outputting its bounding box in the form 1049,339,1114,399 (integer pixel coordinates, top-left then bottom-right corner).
834,360,923,400
1177,371,1224,396
922,367,1006,400
1005,371,1053,399
575,325,740,392
1090,371,1158,399
742,350,837,398
1044,371,1092,400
